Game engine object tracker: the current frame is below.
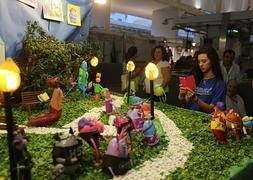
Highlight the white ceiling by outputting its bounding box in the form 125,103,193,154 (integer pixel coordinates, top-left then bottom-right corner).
111,0,168,18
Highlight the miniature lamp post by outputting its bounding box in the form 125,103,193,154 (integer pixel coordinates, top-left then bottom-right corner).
0,58,21,180
90,56,99,67
145,62,159,119
126,60,135,104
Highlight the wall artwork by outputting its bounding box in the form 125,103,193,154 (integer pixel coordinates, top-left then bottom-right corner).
67,3,81,26
43,0,64,22
18,0,38,8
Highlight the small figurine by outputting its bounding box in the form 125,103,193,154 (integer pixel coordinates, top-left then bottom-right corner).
226,109,243,142
242,116,253,136
78,60,88,98
93,73,104,101
104,88,113,113
142,115,159,146
27,77,63,127
103,128,132,176
141,103,151,119
211,102,227,144
52,128,83,179
78,117,104,164
13,128,33,180
127,104,144,131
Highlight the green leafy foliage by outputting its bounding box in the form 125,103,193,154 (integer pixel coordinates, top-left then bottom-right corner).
21,21,102,91
155,103,253,180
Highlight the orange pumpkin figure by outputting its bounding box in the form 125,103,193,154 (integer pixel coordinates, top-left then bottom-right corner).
226,109,242,142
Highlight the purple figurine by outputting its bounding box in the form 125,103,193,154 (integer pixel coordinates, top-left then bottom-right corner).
104,88,113,113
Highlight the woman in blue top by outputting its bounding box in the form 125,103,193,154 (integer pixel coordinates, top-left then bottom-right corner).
178,46,226,113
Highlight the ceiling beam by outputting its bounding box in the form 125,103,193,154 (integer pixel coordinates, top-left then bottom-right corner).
154,0,205,16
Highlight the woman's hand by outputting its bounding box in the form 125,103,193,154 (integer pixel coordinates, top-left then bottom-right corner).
178,84,187,101
185,88,198,103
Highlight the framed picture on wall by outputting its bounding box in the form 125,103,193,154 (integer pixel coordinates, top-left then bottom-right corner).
43,0,64,22
17,0,38,8
67,3,81,26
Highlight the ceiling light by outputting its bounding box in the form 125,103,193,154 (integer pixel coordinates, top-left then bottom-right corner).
94,0,106,4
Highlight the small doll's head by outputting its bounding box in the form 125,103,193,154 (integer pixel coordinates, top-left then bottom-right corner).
95,73,101,83
104,88,111,99
81,60,88,71
47,77,60,88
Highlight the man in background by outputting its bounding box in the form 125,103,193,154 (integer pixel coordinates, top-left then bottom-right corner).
226,79,246,117
220,49,241,83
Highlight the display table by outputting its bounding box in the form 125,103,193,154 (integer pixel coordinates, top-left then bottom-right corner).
0,93,253,179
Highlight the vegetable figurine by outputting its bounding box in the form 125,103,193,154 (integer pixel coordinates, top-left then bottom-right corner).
225,109,243,142
27,77,63,127
142,115,159,146
78,60,88,98
93,73,103,101
211,102,227,144
104,88,113,113
78,117,104,164
103,128,132,176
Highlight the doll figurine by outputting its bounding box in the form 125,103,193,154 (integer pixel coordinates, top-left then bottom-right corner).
93,73,104,101
104,88,113,113
127,104,144,131
226,109,243,142
242,116,253,136
27,77,63,126
78,117,104,164
211,102,227,144
78,60,88,98
103,128,132,176
142,115,159,146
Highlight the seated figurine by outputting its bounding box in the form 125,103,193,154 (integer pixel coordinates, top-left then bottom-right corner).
78,117,104,163
27,77,63,127
103,128,132,176
142,115,159,146
242,116,253,136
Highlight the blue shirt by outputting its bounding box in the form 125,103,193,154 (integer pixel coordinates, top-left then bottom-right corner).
187,77,226,112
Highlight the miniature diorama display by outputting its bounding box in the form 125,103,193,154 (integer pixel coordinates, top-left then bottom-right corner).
142,115,159,146
27,77,63,127
104,88,113,113
78,117,104,164
13,128,33,180
52,128,83,179
102,128,132,176
78,60,89,98
225,109,242,142
211,102,227,144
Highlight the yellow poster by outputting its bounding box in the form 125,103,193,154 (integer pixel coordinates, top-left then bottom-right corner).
43,0,64,22
67,3,81,26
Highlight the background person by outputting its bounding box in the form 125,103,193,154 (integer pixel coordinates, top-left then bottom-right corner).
226,79,246,117
144,45,171,102
178,46,226,113
220,49,241,83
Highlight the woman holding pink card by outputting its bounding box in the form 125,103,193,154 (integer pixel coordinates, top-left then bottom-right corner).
178,46,226,113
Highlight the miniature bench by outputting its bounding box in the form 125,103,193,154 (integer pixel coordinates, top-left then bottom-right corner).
21,91,48,114
0,116,18,130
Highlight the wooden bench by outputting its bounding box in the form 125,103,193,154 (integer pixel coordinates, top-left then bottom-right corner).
21,91,48,114
0,116,18,130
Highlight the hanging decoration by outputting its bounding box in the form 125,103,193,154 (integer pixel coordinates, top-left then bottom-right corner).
43,0,64,22
67,3,81,26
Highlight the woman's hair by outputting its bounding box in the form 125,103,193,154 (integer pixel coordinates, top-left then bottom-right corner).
193,46,223,84
125,46,138,62
152,45,169,62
